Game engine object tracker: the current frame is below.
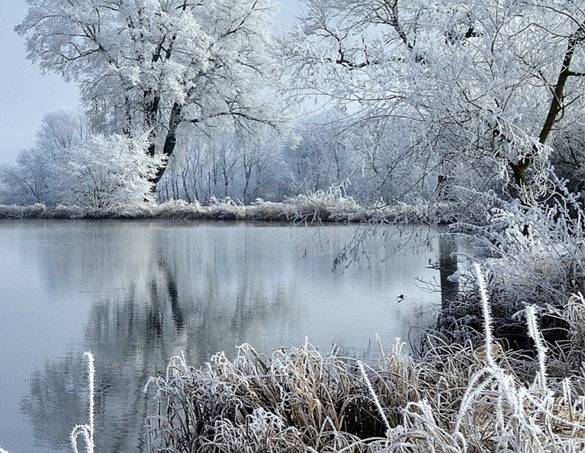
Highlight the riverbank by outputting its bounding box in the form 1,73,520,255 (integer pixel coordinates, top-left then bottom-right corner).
0,196,450,224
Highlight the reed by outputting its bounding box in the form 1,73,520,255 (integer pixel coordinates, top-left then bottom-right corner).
525,304,548,390
144,342,396,452
357,360,392,435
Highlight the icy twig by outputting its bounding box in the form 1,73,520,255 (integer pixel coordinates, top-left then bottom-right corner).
525,305,548,390
475,263,496,369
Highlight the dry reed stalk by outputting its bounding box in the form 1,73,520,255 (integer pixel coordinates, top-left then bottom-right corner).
144,343,394,452
450,268,585,452
565,293,585,367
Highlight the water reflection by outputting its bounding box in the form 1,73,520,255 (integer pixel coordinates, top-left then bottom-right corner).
0,221,444,453
20,354,88,449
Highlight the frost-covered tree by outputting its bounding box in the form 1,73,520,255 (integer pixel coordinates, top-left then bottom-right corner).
61,132,164,209
0,111,89,205
157,127,288,203
17,0,282,188
287,0,585,205
283,112,434,203
0,112,163,208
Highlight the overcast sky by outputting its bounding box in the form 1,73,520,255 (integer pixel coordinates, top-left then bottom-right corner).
0,1,302,166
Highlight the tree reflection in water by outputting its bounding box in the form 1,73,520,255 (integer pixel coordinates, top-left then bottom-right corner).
439,234,460,309
20,223,300,452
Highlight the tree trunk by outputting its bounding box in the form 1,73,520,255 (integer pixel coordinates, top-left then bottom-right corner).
439,234,459,309
508,29,584,204
509,160,529,194
538,33,582,146
150,103,183,187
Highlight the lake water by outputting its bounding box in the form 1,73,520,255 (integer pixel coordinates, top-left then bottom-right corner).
0,220,444,453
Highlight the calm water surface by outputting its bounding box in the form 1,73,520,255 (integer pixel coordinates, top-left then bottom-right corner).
0,220,443,452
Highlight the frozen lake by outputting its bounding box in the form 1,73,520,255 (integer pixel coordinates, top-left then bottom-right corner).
0,220,444,452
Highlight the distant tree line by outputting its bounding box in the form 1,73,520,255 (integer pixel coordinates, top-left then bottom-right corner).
0,109,436,207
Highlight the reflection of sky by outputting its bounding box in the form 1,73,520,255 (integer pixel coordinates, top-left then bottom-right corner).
0,221,441,453
288,229,439,352
0,224,92,452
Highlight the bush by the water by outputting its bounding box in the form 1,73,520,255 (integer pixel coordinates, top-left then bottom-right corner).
439,185,585,358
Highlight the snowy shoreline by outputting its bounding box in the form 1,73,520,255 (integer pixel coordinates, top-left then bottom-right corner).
0,199,449,224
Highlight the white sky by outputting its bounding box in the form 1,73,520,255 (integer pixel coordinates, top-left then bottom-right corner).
0,1,302,166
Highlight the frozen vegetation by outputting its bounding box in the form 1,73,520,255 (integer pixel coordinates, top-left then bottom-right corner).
0,185,445,223
144,296,585,453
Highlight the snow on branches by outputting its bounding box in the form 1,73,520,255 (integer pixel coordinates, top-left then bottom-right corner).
17,0,283,187
61,131,165,209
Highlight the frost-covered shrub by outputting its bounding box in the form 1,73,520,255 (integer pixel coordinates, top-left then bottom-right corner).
284,182,365,223
144,343,395,452
60,133,165,209
144,274,585,453
441,182,585,351
469,197,585,309
0,203,46,218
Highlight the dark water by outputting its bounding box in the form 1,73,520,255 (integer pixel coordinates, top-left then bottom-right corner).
0,220,444,453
